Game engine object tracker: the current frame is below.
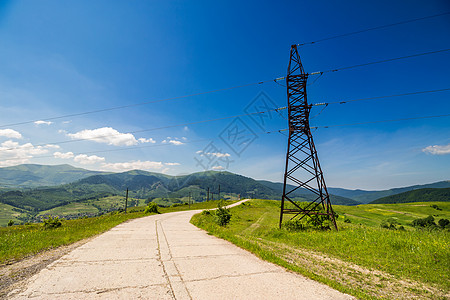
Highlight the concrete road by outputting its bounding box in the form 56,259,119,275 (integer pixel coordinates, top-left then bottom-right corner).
11,201,353,299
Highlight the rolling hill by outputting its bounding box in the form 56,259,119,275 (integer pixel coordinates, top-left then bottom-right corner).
0,169,358,217
370,187,450,204
328,181,450,203
0,164,448,226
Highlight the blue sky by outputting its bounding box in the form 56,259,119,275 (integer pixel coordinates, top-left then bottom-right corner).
0,0,449,190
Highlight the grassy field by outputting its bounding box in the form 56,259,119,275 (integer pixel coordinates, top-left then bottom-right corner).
0,200,235,264
0,203,29,226
336,201,450,227
191,200,450,299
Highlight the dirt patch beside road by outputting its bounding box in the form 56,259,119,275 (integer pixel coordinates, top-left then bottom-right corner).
0,237,92,298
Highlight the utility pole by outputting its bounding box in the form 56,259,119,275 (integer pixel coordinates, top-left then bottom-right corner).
188,192,191,209
125,188,128,213
218,185,221,200
279,45,337,230
207,187,210,201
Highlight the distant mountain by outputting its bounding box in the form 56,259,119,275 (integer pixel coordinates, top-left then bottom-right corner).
0,164,448,216
328,181,450,204
257,180,361,205
0,169,358,213
0,164,105,188
370,187,450,204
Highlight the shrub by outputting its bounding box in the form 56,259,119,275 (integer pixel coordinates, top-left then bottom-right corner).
438,218,450,229
201,210,212,216
431,204,442,211
43,215,62,229
412,215,436,228
381,218,399,230
284,219,305,231
7,220,14,227
214,201,231,226
144,202,160,214
344,218,351,223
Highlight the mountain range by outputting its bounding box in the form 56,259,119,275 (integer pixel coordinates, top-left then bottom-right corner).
0,164,448,225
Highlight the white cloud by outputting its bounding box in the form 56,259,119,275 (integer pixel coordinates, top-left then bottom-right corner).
162,139,184,145
67,127,138,146
422,144,450,155
183,126,189,131
45,144,60,149
101,160,164,172
0,129,22,139
34,120,53,125
0,140,54,167
165,162,180,166
67,127,156,147
197,151,231,158
54,151,74,159
212,166,225,170
138,137,156,144
74,154,105,165
169,140,183,145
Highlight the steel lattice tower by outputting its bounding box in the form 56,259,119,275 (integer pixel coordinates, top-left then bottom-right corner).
279,45,337,230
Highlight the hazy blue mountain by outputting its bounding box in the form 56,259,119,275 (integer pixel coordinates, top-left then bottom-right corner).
257,180,361,205
0,164,105,188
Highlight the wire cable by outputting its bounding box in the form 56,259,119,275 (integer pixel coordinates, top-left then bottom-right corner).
310,113,450,129
0,128,287,163
297,12,450,47
311,87,450,106
309,48,450,75
308,48,450,75
0,78,284,129
2,107,288,151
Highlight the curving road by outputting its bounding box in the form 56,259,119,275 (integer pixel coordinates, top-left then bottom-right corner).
11,200,353,299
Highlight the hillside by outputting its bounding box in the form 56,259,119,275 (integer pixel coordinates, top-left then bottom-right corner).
0,169,358,224
370,187,450,204
329,180,450,203
0,164,105,188
257,180,361,205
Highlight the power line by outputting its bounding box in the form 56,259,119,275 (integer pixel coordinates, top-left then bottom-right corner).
297,12,450,47
3,49,447,129
309,48,450,75
0,78,283,129
2,112,449,163
0,128,286,163
310,113,450,129
311,87,450,106
2,107,288,151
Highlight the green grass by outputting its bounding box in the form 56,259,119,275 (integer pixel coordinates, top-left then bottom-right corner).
0,203,29,227
191,200,450,299
0,200,235,264
335,201,450,227
37,202,98,217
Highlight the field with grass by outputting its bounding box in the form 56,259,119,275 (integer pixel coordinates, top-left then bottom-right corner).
0,200,235,264
191,200,450,299
0,204,29,226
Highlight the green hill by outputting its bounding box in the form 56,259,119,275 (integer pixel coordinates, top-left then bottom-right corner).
328,181,450,203
370,187,450,204
0,164,105,188
0,169,358,225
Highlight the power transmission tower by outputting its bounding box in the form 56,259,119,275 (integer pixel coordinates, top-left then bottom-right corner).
279,45,337,230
